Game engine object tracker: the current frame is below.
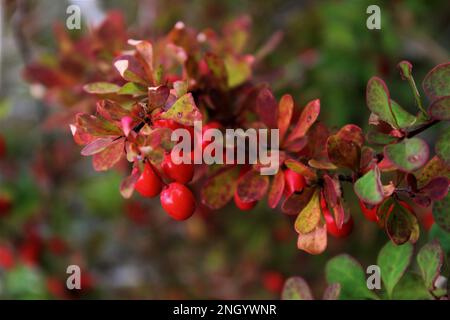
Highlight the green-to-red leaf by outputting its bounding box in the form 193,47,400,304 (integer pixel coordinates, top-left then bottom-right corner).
354,167,384,205
284,99,320,145
422,62,450,100
83,82,121,94
236,169,270,203
429,96,450,121
81,137,116,156
159,93,202,126
377,241,413,298
297,223,327,255
267,170,285,209
415,156,450,188
281,277,314,300
417,241,444,290
92,139,124,171
322,283,341,300
384,137,429,172
256,88,278,129
201,166,240,210
326,124,364,170
385,202,419,245
284,159,317,181
366,77,416,129
392,272,433,300
277,94,294,142
295,190,321,234
325,254,378,300
114,56,147,85
435,128,450,166
433,193,450,233
148,85,169,110
117,82,147,96
281,187,315,215
76,113,122,137
419,177,449,201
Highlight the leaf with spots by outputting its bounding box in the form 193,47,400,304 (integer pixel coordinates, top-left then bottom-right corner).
326,124,364,170
284,99,320,145
277,94,294,142
201,166,240,210
429,96,450,121
433,193,450,233
159,93,202,126
384,138,429,172
435,127,450,166
236,169,270,203
354,167,384,205
422,62,450,100
417,241,444,290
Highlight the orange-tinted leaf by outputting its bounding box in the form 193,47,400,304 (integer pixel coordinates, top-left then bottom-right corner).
268,170,285,209
277,94,294,142
297,223,327,255
326,124,363,170
285,99,320,145
92,139,124,171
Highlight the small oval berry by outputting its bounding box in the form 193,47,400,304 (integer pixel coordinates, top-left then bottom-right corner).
234,191,257,211
322,196,353,238
283,169,306,196
161,152,194,184
160,182,196,221
134,163,162,198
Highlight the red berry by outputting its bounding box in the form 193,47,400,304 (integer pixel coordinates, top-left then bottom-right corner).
262,271,284,294
0,245,14,269
359,200,379,222
234,191,257,211
153,119,194,144
161,152,194,184
201,121,223,153
135,163,162,198
321,196,353,238
283,169,306,196
0,135,5,158
160,182,196,221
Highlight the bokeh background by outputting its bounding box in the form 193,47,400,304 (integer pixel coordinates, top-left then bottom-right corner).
0,0,449,299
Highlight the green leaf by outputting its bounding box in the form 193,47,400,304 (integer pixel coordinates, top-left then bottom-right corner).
83,82,120,94
225,55,252,88
433,193,450,232
422,62,450,100
429,224,450,253
377,241,413,298
281,277,314,300
160,93,202,126
201,167,240,210
4,265,48,299
435,128,450,166
354,167,384,205
417,241,444,290
392,272,433,300
384,138,429,172
294,190,321,234
429,96,450,121
326,254,378,300
117,82,147,96
366,77,416,129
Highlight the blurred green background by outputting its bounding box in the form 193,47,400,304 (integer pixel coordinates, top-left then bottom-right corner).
0,0,448,299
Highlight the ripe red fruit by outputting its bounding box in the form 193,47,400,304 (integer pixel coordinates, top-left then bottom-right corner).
262,271,284,294
160,182,196,220
201,121,223,152
234,191,257,211
161,152,194,184
359,200,379,222
321,196,353,238
153,119,194,144
0,245,14,269
134,163,162,198
283,169,306,196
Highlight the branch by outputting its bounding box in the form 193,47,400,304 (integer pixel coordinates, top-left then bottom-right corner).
406,119,440,138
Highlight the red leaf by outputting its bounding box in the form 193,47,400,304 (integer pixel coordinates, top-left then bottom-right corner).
277,94,294,142
281,187,315,215
256,88,278,129
284,99,320,145
268,170,285,209
236,169,270,202
81,137,115,156
326,124,364,170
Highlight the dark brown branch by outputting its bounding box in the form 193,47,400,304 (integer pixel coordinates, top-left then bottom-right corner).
405,119,440,138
